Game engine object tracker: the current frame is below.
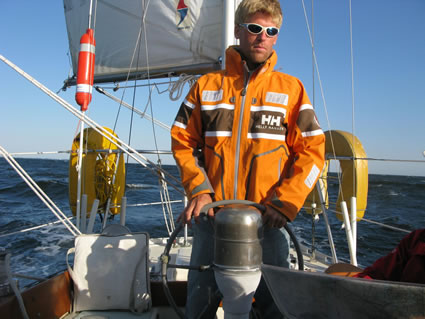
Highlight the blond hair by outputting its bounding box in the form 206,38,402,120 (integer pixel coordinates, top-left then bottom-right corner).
235,0,283,28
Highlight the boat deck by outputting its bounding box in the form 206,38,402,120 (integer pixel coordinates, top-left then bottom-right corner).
0,236,331,319
61,237,330,319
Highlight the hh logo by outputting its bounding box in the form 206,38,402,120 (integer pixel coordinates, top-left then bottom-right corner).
261,114,281,127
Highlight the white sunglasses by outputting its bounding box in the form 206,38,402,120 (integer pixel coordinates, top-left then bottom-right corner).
239,23,280,37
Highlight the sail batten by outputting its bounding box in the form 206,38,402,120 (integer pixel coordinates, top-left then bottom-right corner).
64,0,225,85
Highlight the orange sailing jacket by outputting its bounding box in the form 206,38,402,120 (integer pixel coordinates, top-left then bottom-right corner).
171,46,325,221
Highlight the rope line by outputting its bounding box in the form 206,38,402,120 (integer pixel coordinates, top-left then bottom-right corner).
168,74,198,101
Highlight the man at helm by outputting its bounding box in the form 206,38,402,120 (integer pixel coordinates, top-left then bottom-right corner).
171,0,325,317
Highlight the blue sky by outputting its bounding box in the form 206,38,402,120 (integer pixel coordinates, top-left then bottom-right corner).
1,0,424,176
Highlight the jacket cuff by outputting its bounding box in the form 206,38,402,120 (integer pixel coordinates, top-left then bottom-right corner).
265,199,299,222
188,179,214,200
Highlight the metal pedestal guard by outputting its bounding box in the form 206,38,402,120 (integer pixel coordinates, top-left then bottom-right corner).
161,200,304,319
202,200,304,271
213,204,263,318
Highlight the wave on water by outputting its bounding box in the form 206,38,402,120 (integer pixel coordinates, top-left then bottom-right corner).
8,225,74,285
388,190,400,196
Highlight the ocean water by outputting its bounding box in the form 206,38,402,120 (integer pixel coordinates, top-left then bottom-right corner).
0,158,424,287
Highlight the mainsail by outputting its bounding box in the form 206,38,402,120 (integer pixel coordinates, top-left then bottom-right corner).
63,0,229,84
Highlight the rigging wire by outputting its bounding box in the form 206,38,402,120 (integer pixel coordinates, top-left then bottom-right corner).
314,208,411,234
300,0,343,261
301,0,347,204
309,0,318,210
311,0,315,111
138,0,162,165
124,0,150,165
95,86,171,131
349,0,357,210
110,0,148,141
0,218,75,239
7,150,425,164
309,0,320,257
91,0,127,223
97,0,149,223
72,0,98,226
139,0,177,231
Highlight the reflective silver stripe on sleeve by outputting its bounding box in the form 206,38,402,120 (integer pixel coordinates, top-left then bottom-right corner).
205,131,232,137
184,99,195,109
305,164,320,189
191,180,213,196
172,121,187,129
302,129,324,137
299,104,314,111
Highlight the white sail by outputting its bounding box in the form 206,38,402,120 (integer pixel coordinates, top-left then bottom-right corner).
63,0,227,84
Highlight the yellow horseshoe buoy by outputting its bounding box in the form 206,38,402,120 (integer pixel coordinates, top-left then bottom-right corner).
304,130,368,221
69,127,125,216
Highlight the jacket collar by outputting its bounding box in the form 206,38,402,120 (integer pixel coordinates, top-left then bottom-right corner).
225,45,277,77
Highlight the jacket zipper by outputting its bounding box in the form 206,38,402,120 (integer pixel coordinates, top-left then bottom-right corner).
233,66,253,199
